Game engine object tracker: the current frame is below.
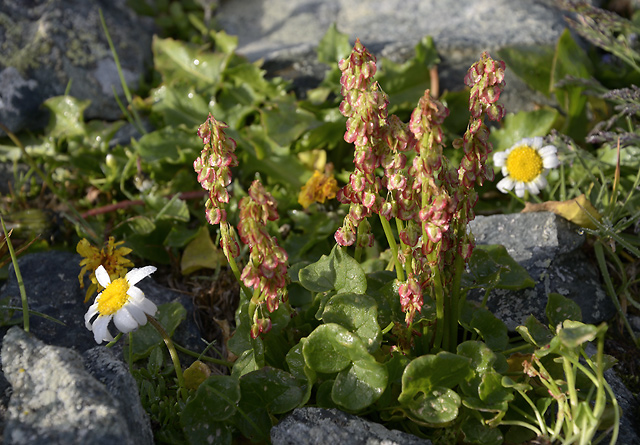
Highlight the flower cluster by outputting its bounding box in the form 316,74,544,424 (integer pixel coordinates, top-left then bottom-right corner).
238,180,289,320
335,39,388,246
77,237,134,303
194,113,239,225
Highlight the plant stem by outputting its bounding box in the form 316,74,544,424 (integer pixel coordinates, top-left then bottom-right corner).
379,215,404,282
147,315,185,394
1,217,29,333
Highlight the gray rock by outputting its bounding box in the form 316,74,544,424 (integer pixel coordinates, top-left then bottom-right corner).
271,407,432,445
1,326,152,445
0,0,155,135
82,347,154,445
0,250,202,356
468,212,615,330
215,0,572,111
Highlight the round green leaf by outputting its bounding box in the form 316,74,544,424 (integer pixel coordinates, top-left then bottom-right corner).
332,359,388,411
302,323,359,373
399,352,472,407
239,367,306,415
181,375,240,422
404,386,461,425
321,293,381,353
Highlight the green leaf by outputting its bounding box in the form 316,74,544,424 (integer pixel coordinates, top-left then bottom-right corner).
135,126,199,164
546,292,582,328
497,44,555,96
377,36,440,111
43,96,90,138
321,293,381,353
489,108,560,152
399,352,472,423
556,321,599,349
551,29,593,140
262,95,320,147
403,386,462,425
365,270,399,327
129,302,186,360
299,245,367,294
150,84,211,128
460,416,504,445
153,36,227,88
470,307,509,351
181,375,240,422
332,358,388,411
317,23,352,65
516,315,553,347
464,245,535,291
302,323,356,374
127,216,156,235
239,367,306,415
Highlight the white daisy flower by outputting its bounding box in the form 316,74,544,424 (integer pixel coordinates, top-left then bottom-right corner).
85,264,158,344
493,137,560,198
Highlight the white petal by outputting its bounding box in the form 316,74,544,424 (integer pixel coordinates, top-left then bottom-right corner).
126,285,145,301
533,175,547,190
124,303,148,326
85,303,99,329
136,298,158,317
493,151,507,167
543,153,560,169
95,265,111,288
527,180,540,195
501,166,509,176
514,182,526,198
538,145,557,157
92,315,114,344
114,308,139,334
496,177,514,194
529,137,543,149
126,266,157,286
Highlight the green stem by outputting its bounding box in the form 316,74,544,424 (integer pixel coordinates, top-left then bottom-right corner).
1,216,29,333
173,342,233,368
431,266,445,351
379,215,404,282
147,315,185,394
449,254,464,350
594,241,637,345
354,220,365,262
221,223,252,300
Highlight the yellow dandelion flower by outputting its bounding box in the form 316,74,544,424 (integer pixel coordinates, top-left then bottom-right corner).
298,170,339,209
77,237,134,302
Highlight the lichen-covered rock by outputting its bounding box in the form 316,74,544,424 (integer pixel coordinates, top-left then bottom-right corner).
1,326,152,445
271,407,432,445
215,0,570,110
468,212,615,330
0,0,155,135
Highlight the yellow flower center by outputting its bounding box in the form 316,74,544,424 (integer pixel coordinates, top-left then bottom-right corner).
97,277,130,316
505,145,543,182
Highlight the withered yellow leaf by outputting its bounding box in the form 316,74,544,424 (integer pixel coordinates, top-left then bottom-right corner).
180,225,227,275
522,194,602,229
